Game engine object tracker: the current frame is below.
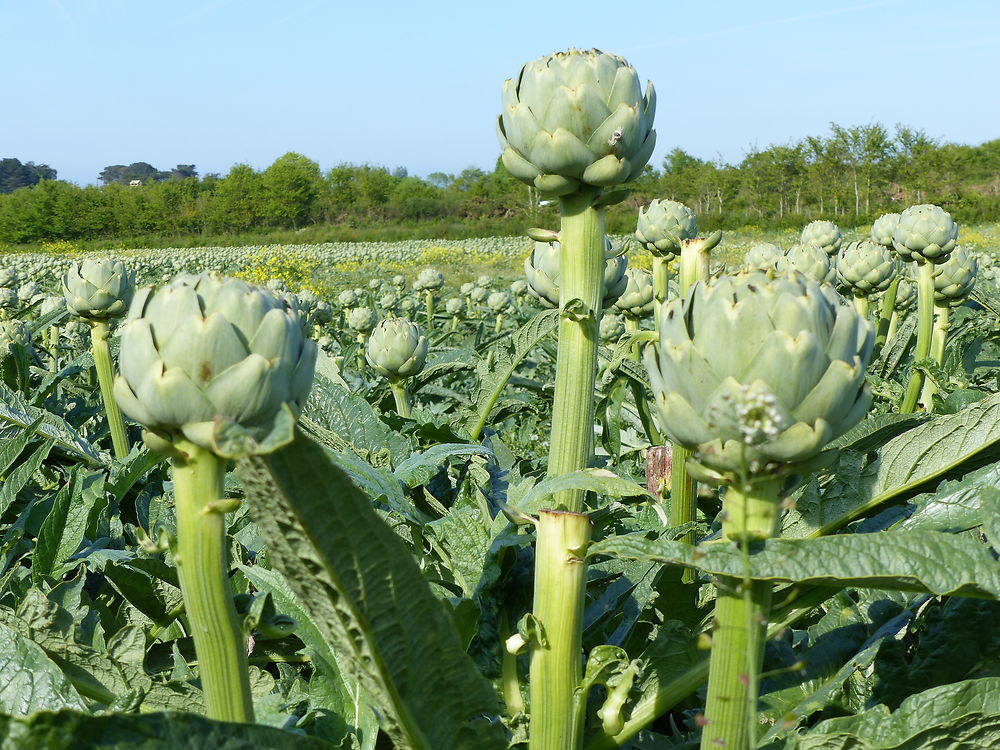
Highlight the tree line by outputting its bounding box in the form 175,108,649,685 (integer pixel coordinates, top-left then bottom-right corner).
1,122,997,246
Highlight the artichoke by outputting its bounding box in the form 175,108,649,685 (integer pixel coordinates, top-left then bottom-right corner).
743,243,782,272
524,239,627,308
800,220,843,256
470,287,488,304
0,319,31,357
347,307,378,334
933,245,977,304
113,272,316,452
837,240,896,294
599,313,625,343
365,318,428,380
413,268,444,291
510,279,529,299
894,277,916,312
17,281,41,304
613,268,654,318
0,288,18,317
870,212,901,247
337,289,358,308
487,291,512,314
776,244,835,284
892,204,958,263
497,48,656,196
635,200,697,257
477,275,493,289
460,282,476,297
62,258,135,320
445,297,464,315
645,270,873,485
0,268,18,288
392,275,407,290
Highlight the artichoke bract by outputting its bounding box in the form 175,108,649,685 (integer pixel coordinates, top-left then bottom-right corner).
645,270,873,485
892,204,958,263
837,240,896,294
365,318,428,380
114,272,316,455
871,212,901,247
524,239,627,309
800,220,843,256
62,258,135,320
635,200,697,257
497,49,656,196
933,245,978,304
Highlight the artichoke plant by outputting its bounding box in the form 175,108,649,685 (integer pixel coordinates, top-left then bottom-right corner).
635,200,697,258
445,297,464,331
497,48,656,197
870,212,901,247
837,239,897,317
0,268,18,288
800,220,843,256
932,245,977,305
365,318,428,418
114,272,317,726
0,288,18,318
523,239,627,309
645,270,873,750
348,306,378,336
62,258,135,320
743,243,782,272
488,291,512,333
0,318,33,390
777,243,835,284
892,204,960,413
413,268,444,324
612,268,654,321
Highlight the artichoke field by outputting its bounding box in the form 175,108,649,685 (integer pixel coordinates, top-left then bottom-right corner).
1,52,1000,750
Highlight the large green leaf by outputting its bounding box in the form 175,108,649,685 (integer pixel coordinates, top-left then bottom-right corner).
394,443,493,488
237,432,506,750
0,622,87,713
784,390,1000,537
0,382,102,466
590,529,1000,598
791,677,1000,749
0,709,337,749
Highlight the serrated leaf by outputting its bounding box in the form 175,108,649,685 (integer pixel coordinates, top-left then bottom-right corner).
0,381,102,466
590,529,1000,597
518,469,652,514
237,431,506,750
0,622,87,713
0,439,53,518
394,443,493,488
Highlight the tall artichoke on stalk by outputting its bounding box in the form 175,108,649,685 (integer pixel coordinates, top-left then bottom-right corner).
365,317,428,418
488,291,512,333
645,270,873,750
777,244,835,284
113,271,317,725
800,220,843,256
413,268,445,325
743,243,782,272
837,239,897,318
445,297,464,331
871,212,901,247
612,267,654,321
635,200,697,257
63,258,136,459
499,48,657,750
892,204,959,413
497,48,656,197
523,239,628,309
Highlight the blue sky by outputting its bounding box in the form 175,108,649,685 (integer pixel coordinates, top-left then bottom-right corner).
3,0,998,186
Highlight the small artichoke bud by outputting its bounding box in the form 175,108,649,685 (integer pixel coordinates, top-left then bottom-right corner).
510,279,529,299
892,204,958,263
487,292,511,314
17,281,41,304
800,220,843,256
379,292,398,311
837,240,897,295
0,288,18,317
365,318,428,380
613,268,654,318
476,275,493,289
62,258,135,320
113,272,316,453
368,278,382,291
743,243,782,272
599,313,625,343
445,298,464,315
392,275,407,289
0,268,18,288
870,213,901,248
337,289,358,308
777,244,835,284
347,306,378,334
894,277,917,312
460,282,476,297
933,246,977,305
470,287,488,304
413,268,445,291
0,319,32,357
635,200,697,257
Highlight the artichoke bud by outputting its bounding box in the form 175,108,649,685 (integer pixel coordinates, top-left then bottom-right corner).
476,275,493,288
0,288,18,317
894,278,917,312
599,313,625,343
510,279,529,298
62,258,135,321
635,200,697,257
347,306,378,334
365,318,428,380
837,240,896,295
413,268,444,291
870,213,901,248
800,220,843,256
613,268,654,318
932,245,977,305
497,48,656,196
337,289,358,308
487,292,512,314
445,298,464,315
776,244,836,284
524,239,628,309
0,319,32,357
744,243,782,272
113,272,316,458
392,275,407,289
0,268,18,288
892,204,958,263
469,287,488,304
644,270,873,485
527,227,559,243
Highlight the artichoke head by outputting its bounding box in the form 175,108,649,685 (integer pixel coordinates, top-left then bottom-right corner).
347,306,378,334
413,268,445,291
365,318,428,380
743,243,782,272
837,240,896,295
497,49,656,196
892,204,958,263
613,267,654,317
635,200,697,257
870,213,901,247
645,270,873,485
776,244,835,284
114,272,316,456
933,245,977,304
524,239,628,309
62,258,135,320
800,220,843,256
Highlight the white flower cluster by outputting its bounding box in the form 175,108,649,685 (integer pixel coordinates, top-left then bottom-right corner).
735,382,785,446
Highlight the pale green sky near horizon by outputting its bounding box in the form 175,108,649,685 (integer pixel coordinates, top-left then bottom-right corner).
3,0,998,185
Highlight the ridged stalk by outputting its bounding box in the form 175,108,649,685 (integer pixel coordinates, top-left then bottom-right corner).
900,261,936,413
171,440,254,723
624,316,660,445
700,479,782,750
651,256,670,322
919,304,951,411
529,510,592,750
852,295,870,320
389,379,412,418
90,320,130,459
424,289,434,327
874,276,899,352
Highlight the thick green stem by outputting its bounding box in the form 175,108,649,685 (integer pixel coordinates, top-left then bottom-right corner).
501,613,526,716
700,479,782,750
171,441,254,722
90,320,130,459
853,294,870,320
919,303,950,411
874,275,899,351
547,190,605,512
424,289,434,327
885,309,901,346
624,316,660,445
451,315,459,332
651,256,671,322
529,510,592,750
495,313,504,334
900,261,936,414
389,379,412,418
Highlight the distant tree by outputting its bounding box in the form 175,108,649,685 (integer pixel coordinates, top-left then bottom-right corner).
260,152,324,228
169,164,198,180
99,162,169,185
426,172,453,189
0,158,56,194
